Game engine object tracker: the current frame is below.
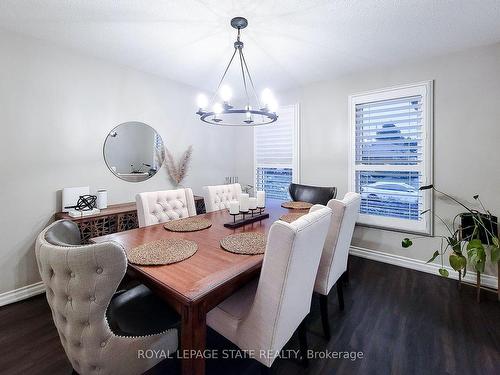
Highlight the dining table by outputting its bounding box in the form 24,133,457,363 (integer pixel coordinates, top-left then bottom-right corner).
90,198,302,375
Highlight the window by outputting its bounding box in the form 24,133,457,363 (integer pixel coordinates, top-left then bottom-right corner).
349,81,433,234
254,104,300,200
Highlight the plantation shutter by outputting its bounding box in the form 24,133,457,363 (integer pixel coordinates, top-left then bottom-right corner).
350,82,433,234
254,105,298,200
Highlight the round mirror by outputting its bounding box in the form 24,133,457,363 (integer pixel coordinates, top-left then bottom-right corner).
103,122,165,182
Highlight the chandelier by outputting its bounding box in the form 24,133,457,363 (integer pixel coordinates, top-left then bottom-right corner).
195,17,278,126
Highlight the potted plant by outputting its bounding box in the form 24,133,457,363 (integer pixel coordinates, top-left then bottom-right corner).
401,185,499,302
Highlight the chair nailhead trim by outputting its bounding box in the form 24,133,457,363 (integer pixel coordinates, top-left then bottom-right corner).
96,267,103,274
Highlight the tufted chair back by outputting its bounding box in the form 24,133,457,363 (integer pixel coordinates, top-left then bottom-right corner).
202,183,242,212
238,206,332,366
136,188,197,227
35,220,177,375
314,192,361,295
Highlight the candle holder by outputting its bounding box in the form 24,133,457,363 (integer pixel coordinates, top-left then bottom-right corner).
230,212,239,223
224,208,270,229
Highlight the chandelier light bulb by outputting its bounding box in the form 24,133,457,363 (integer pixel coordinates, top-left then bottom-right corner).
246,111,251,119
269,99,279,113
219,85,232,102
213,102,223,114
197,94,208,109
261,88,273,106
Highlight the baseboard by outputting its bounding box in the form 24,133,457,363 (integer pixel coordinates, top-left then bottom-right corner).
350,246,498,289
0,282,46,307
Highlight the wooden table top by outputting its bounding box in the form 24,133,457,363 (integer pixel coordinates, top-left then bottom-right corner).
90,199,297,304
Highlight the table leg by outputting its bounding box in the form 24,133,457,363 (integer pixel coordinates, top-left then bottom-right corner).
181,303,207,375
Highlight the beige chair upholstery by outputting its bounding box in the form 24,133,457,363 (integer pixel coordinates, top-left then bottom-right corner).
35,220,178,375
136,188,197,227
207,206,332,367
314,192,361,295
202,183,242,212
311,193,360,339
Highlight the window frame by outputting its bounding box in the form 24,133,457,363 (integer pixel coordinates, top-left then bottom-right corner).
348,81,434,235
253,103,301,197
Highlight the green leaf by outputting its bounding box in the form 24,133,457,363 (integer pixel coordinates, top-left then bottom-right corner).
467,240,486,273
402,238,413,248
447,237,461,254
449,253,467,271
490,245,500,263
492,236,499,248
467,239,483,251
438,268,449,277
426,250,440,264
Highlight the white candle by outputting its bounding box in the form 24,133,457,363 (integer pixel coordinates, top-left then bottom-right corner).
249,197,257,210
256,190,266,208
229,200,239,215
239,193,250,212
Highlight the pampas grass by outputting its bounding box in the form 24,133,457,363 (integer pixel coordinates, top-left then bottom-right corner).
164,145,193,186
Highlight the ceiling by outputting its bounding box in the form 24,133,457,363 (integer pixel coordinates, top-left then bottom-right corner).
1,0,500,93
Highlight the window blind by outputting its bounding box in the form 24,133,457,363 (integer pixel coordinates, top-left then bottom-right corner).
355,95,422,165
349,82,432,234
254,105,297,200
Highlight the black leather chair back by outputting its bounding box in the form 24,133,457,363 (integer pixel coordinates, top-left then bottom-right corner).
45,219,81,246
289,183,337,205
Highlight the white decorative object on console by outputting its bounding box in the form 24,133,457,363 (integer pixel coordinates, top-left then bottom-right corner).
97,189,108,209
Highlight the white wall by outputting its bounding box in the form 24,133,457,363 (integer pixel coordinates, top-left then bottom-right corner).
0,30,239,294
239,42,500,279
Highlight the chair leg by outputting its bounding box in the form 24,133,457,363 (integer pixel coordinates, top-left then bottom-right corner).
343,258,350,286
319,294,331,339
336,281,345,311
342,269,349,286
298,318,309,367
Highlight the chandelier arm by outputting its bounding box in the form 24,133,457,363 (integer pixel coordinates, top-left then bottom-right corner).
238,48,250,106
210,47,238,104
240,49,263,110
241,51,264,121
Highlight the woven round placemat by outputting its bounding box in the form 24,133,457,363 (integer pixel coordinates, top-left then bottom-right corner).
220,232,267,255
127,239,197,265
164,217,212,232
281,201,314,210
279,212,306,223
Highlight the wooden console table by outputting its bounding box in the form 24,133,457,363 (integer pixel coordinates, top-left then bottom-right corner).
55,196,206,243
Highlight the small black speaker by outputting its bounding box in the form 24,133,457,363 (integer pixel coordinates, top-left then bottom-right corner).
460,213,498,243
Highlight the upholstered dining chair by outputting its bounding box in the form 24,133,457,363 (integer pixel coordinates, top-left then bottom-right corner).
207,206,332,369
35,220,179,375
202,183,242,212
136,187,197,227
289,183,337,205
312,192,361,339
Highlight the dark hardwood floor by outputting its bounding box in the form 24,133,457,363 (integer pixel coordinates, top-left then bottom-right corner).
1,257,498,375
